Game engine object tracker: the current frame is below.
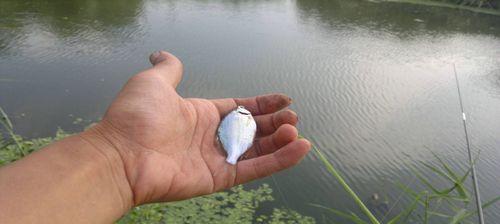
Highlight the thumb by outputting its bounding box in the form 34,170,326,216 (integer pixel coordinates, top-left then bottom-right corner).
148,50,183,88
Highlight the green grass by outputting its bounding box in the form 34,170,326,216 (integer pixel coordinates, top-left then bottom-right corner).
310,144,380,224
0,107,26,156
309,140,500,223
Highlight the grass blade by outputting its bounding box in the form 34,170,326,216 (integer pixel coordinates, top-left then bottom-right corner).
412,168,442,195
0,106,25,156
428,193,469,202
420,161,454,183
450,209,468,224
419,161,463,197
0,107,13,130
431,153,469,201
386,191,423,224
312,146,381,224
395,182,427,207
481,195,500,209
460,195,500,221
0,139,13,150
423,194,429,224
427,211,451,218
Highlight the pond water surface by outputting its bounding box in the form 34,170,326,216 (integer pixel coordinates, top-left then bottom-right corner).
1,0,500,222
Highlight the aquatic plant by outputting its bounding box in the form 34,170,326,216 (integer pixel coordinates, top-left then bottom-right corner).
118,184,314,224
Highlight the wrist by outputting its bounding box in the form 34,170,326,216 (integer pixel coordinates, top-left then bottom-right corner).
82,120,166,206
77,125,135,212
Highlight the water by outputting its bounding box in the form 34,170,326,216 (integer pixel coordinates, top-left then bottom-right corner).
1,0,500,222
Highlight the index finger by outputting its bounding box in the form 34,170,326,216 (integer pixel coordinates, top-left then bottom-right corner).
211,94,292,117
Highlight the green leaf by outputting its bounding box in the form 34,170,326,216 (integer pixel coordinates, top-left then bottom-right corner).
428,193,469,202
0,140,13,150
312,145,381,224
386,191,423,224
461,195,500,221
412,168,442,195
420,161,454,183
481,195,500,209
423,194,429,224
432,153,469,201
395,182,426,207
427,211,451,218
0,106,25,156
450,209,468,224
0,106,13,130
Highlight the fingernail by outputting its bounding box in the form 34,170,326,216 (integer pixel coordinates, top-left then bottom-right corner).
149,51,167,65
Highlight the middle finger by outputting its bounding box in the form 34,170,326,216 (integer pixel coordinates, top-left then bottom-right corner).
254,109,298,137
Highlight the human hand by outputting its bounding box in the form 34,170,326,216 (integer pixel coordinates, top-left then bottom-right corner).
83,51,311,206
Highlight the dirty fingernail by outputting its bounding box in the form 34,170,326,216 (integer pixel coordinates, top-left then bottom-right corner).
149,51,167,65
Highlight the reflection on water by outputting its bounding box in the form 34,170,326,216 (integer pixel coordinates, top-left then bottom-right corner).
0,0,144,59
1,0,500,222
296,0,500,37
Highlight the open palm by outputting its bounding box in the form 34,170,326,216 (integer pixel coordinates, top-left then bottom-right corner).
92,51,311,205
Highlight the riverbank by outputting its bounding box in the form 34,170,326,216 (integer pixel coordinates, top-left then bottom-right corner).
381,0,500,15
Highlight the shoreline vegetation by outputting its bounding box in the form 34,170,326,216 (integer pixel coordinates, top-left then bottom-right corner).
2,106,500,223
311,142,500,223
377,0,500,15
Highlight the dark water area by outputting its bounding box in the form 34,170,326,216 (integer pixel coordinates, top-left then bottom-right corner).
1,0,500,222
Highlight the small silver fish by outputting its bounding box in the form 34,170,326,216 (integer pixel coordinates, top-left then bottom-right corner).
218,106,257,165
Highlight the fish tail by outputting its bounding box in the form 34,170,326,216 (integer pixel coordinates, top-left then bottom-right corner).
226,153,239,165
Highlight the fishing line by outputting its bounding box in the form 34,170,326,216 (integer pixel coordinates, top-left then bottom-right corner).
381,64,484,223
271,175,292,209
380,175,418,222
453,63,484,224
